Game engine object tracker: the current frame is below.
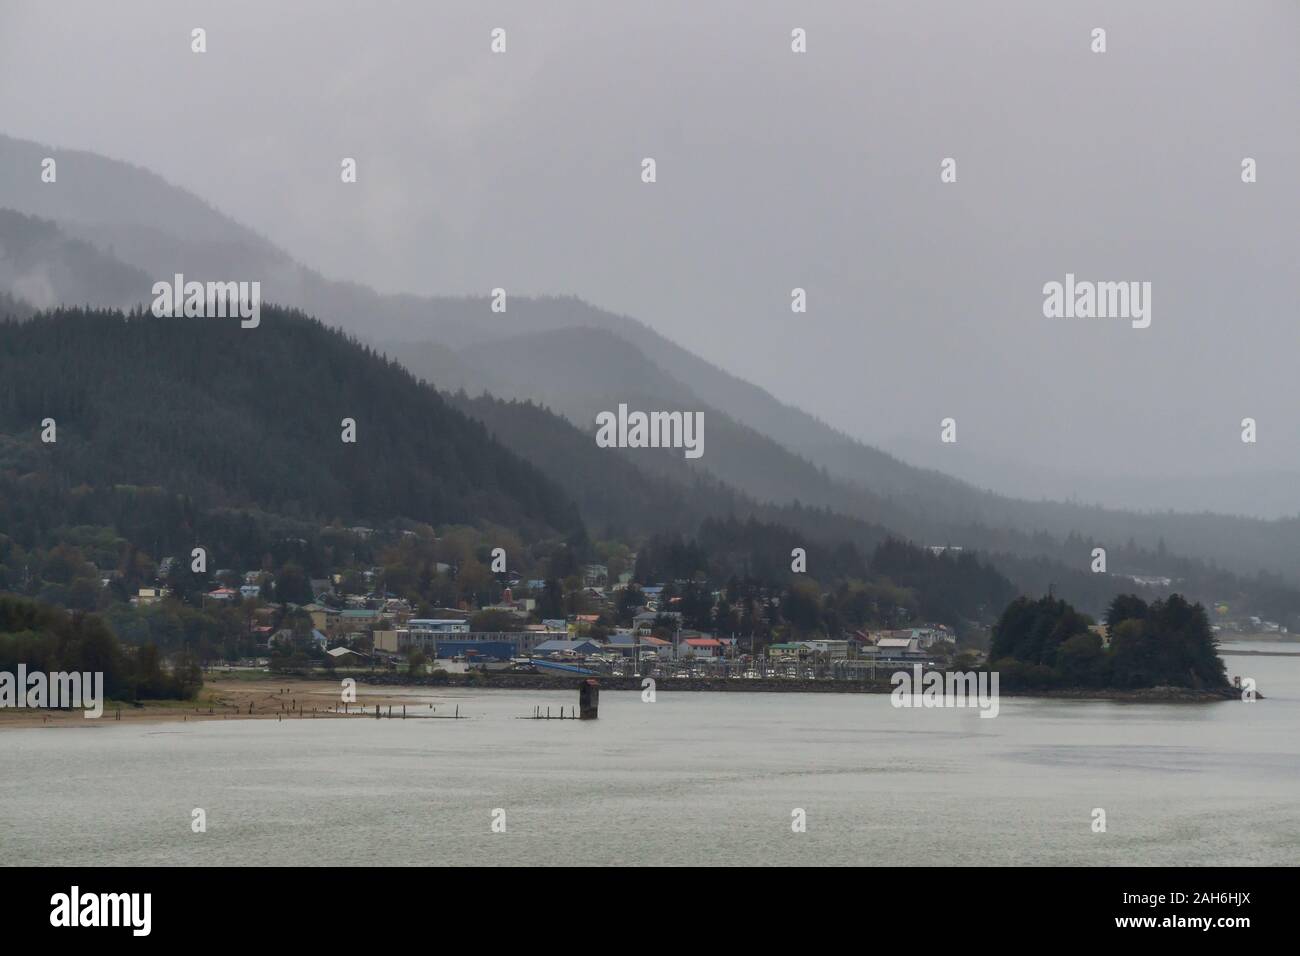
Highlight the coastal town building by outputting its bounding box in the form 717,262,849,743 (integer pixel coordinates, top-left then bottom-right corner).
869,636,928,663
534,638,605,657
768,642,804,659
680,637,722,658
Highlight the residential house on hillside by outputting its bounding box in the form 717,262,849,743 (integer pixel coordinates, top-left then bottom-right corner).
135,587,169,606
633,610,681,635
304,604,341,633
482,588,533,617
909,625,955,648
338,608,385,641
380,597,413,618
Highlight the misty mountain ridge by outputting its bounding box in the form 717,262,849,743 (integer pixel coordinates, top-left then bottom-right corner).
0,208,149,311
1,231,1297,623
3,131,1300,589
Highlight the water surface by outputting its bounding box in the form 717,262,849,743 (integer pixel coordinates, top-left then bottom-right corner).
2,644,1296,866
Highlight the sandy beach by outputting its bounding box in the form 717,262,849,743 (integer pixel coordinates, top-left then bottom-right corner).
0,676,440,729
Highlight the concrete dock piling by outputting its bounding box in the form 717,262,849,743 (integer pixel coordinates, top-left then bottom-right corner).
580,678,599,719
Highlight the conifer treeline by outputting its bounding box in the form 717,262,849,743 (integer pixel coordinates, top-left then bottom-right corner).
990,592,1228,689
0,307,583,547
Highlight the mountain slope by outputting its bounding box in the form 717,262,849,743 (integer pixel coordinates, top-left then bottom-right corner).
431,303,1300,581
448,390,902,555
440,326,923,525
416,323,1300,586
3,132,1300,584
0,290,34,321
0,306,583,543
0,208,149,311
448,381,1300,627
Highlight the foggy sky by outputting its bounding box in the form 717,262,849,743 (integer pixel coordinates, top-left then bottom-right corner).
1,0,1297,511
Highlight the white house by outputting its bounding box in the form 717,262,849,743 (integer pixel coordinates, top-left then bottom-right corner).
871,637,924,662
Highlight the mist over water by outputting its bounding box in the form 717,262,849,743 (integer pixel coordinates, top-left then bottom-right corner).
5,647,1296,866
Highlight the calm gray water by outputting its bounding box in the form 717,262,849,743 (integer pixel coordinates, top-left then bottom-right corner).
2,643,1297,866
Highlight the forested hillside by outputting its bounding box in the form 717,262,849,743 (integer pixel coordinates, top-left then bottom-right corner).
0,307,584,557
450,392,1300,625
0,208,149,311
3,129,1300,587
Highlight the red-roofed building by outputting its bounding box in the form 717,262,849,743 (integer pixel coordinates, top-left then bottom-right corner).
680,637,723,658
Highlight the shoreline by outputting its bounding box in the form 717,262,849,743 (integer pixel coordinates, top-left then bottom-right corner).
0,673,1250,728
0,678,436,729
1218,648,1300,657
349,672,1249,702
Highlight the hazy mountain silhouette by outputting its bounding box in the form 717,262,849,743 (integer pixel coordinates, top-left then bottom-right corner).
0,208,149,311
3,132,1300,587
